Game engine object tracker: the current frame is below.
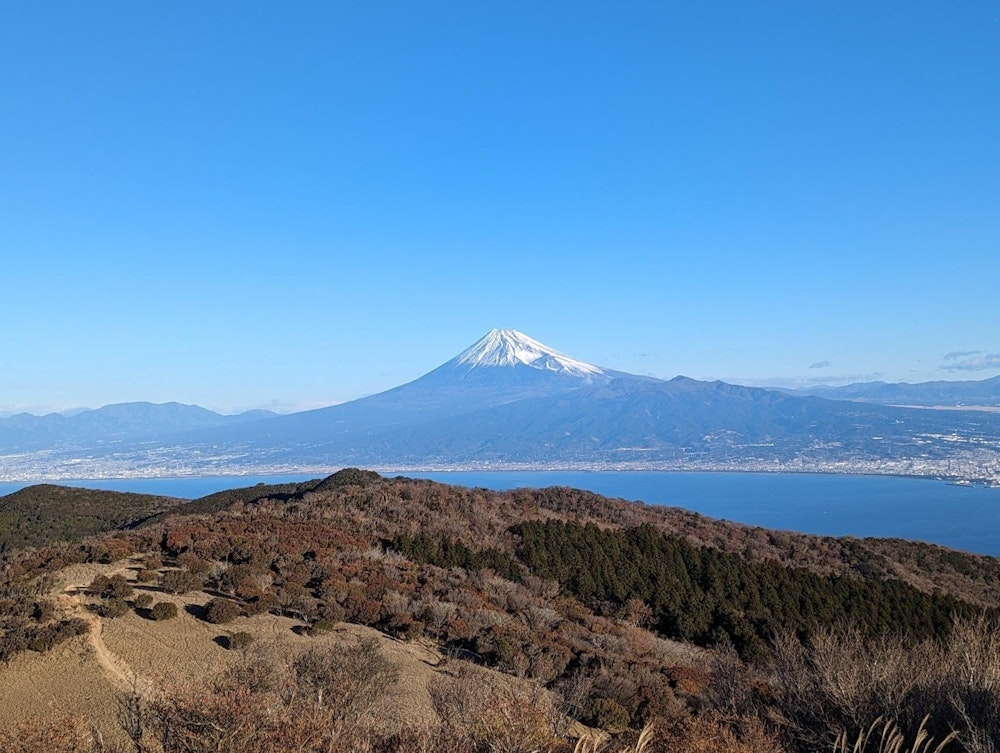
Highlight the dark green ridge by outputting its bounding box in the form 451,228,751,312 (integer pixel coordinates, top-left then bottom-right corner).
0,484,184,550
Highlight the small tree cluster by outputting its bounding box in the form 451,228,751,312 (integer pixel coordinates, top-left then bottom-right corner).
88,573,133,600
96,598,128,619
160,568,201,595
25,618,90,653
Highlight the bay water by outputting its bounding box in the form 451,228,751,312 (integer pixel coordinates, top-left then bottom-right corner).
2,471,998,556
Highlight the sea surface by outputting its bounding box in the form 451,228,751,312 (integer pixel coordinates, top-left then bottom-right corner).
2,471,999,556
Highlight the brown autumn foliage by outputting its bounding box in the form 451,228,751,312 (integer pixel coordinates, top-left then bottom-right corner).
0,716,103,753
148,601,178,620
203,596,241,624
116,639,558,753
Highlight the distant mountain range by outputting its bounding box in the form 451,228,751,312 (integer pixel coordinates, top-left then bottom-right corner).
788,376,1000,407
3,330,999,483
0,402,275,452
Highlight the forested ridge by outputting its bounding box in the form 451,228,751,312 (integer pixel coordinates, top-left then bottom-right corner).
0,485,183,551
514,520,978,661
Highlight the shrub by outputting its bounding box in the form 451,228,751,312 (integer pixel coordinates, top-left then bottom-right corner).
0,715,104,753
160,568,200,595
88,573,133,600
177,552,211,575
31,599,55,623
662,714,785,753
86,575,109,596
293,638,400,725
136,568,158,583
203,597,241,624
316,600,346,624
584,697,632,733
144,637,399,751
24,618,89,653
108,573,134,599
150,602,178,621
244,591,279,616
97,598,129,619
219,563,268,599
0,622,32,661
308,619,336,636
142,554,163,569
133,593,154,609
430,664,556,752
385,613,423,641
227,632,254,650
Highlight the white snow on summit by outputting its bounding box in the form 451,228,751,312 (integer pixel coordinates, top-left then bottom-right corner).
454,329,607,377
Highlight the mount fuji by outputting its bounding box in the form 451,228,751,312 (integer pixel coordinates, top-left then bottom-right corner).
176,329,655,449
450,328,609,375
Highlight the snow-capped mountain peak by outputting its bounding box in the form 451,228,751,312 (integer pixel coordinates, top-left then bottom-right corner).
453,329,607,377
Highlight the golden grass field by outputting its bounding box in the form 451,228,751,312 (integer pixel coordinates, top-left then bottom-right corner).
0,558,449,745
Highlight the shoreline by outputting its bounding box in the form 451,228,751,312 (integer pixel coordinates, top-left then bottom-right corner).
2,464,998,492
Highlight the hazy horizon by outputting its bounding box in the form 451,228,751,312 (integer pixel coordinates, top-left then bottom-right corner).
2,327,999,418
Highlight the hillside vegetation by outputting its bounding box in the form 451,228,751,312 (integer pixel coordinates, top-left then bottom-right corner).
0,485,183,551
1,470,999,751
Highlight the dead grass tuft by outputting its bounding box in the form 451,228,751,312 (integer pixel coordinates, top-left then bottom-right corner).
833,717,959,753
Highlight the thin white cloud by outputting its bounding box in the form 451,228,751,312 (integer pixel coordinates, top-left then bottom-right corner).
809,361,833,369
718,372,884,389
943,350,982,361
940,353,1000,372
0,403,83,417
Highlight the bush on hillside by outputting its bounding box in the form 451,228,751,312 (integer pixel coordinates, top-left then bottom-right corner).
243,591,279,616
160,569,200,595
307,619,335,636
0,715,105,753
133,593,154,609
31,599,55,623
88,573,133,600
149,602,178,621
25,618,89,653
226,632,254,650
177,552,211,575
97,598,128,619
203,597,241,624
584,697,632,733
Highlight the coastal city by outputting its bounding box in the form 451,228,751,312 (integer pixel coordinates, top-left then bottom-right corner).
2,444,998,488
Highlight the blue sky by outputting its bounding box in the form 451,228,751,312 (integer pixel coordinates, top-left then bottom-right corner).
2,2,998,414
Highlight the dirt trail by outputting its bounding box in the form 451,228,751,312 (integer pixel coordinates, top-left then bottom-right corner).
59,587,144,694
